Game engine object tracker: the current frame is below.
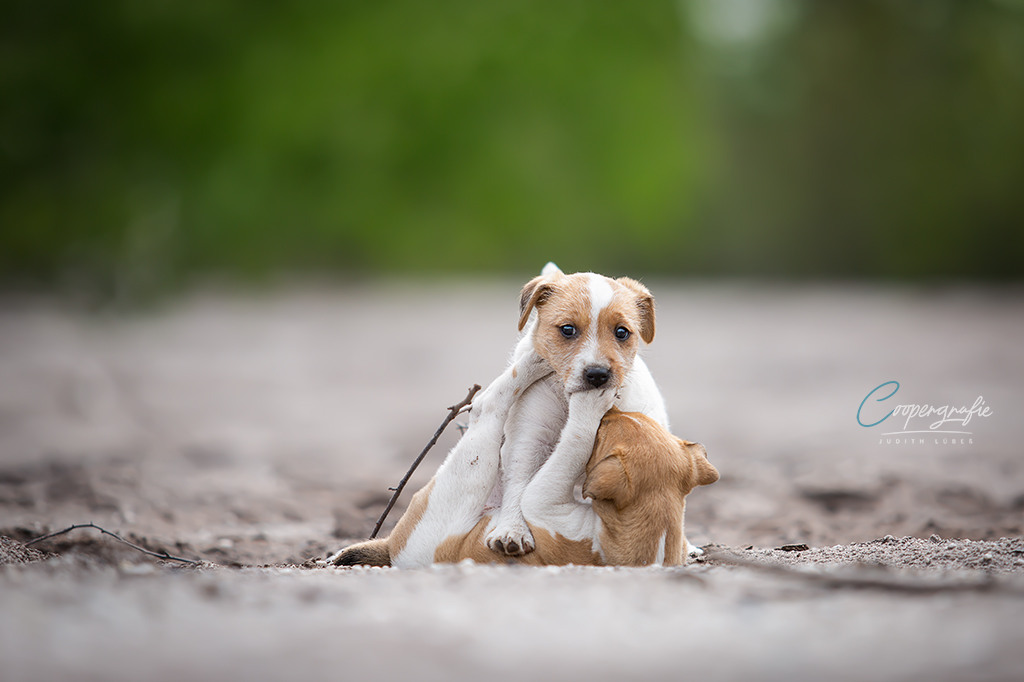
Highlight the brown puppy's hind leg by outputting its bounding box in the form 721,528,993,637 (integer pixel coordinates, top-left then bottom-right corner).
329,538,391,567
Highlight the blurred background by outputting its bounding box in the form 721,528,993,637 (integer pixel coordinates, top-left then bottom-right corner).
4,0,1023,303
3,9,1024,676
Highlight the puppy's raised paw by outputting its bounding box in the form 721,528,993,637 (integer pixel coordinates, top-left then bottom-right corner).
485,524,536,557
511,351,554,390
568,386,617,420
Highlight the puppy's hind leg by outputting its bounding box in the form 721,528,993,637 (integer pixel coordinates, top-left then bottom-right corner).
485,377,566,556
327,539,390,567
391,352,552,568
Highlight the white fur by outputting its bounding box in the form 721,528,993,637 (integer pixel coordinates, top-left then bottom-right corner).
587,273,614,323
653,531,667,567
615,356,669,428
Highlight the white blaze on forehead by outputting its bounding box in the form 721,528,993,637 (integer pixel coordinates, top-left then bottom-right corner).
559,273,615,385
574,274,615,373
586,274,614,326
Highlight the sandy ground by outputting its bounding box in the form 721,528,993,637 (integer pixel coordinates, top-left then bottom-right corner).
1,279,1023,681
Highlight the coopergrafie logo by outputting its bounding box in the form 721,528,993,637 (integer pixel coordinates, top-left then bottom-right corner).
857,381,993,445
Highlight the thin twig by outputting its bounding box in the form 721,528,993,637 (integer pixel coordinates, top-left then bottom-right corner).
24,522,201,565
369,384,481,539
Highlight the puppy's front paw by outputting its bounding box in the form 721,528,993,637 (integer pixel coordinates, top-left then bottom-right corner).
470,355,552,424
568,387,617,419
485,523,536,557
512,351,553,388
687,542,704,558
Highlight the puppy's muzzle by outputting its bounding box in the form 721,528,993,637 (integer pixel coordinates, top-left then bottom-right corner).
584,365,611,388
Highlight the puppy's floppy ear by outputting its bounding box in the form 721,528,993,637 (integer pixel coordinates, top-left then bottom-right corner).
519,275,556,331
616,277,655,344
583,452,633,508
677,438,719,490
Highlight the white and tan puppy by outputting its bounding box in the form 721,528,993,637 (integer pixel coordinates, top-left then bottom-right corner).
484,263,668,556
329,355,717,568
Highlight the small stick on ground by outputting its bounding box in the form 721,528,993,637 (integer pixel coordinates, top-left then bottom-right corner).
24,522,201,566
369,384,481,539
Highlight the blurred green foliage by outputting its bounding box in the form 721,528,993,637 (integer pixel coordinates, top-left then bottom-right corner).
2,0,1023,297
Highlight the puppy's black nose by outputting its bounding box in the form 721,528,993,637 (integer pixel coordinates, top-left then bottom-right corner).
584,366,611,388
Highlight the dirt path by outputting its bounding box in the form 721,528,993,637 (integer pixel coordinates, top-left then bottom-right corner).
1,281,1023,680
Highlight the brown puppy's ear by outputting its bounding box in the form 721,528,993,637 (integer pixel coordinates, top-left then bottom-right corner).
583,453,633,508
677,438,719,489
616,277,655,344
519,276,556,331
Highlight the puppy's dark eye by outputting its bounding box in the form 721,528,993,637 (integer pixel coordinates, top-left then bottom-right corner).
615,326,630,341
560,325,577,338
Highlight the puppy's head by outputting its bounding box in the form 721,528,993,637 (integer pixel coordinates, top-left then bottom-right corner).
582,408,718,565
583,408,718,508
519,266,655,394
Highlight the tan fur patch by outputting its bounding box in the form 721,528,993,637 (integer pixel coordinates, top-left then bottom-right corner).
528,275,591,386
615,277,655,343
435,517,601,566
434,517,494,563
595,300,640,385
332,538,391,566
528,527,602,565
386,477,435,558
